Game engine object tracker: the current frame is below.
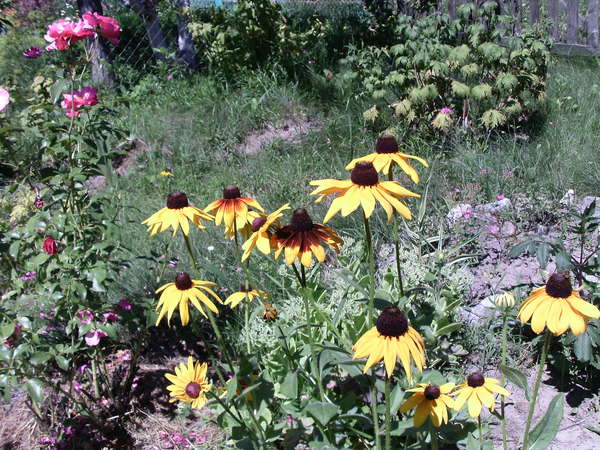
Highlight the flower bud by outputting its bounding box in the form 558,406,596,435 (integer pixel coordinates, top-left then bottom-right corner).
495,292,515,309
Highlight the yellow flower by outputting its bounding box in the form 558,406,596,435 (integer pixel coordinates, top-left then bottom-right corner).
400,382,455,427
352,306,425,379
261,302,278,322
345,135,429,183
518,273,600,336
155,272,221,326
142,192,213,237
224,285,269,309
272,208,343,268
310,162,420,223
241,204,290,262
453,373,510,418
165,356,211,409
160,170,174,177
204,186,263,235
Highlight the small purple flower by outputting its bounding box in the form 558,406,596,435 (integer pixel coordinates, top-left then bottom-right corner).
168,258,179,267
171,433,185,444
102,312,119,323
19,271,37,281
489,225,499,234
76,309,94,325
64,426,73,435
34,188,44,209
78,363,89,374
166,74,173,81
440,107,453,115
502,169,513,179
549,121,555,126
117,299,132,310
308,60,315,65
496,194,506,200
463,206,473,219
73,381,83,392
479,169,489,175
22,46,42,58
143,285,153,295
84,329,108,346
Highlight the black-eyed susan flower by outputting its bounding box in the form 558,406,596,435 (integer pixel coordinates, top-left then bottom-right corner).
224,284,269,309
155,272,221,326
165,356,211,409
345,135,429,183
400,382,455,427
204,186,263,235
310,162,420,223
518,273,600,336
241,204,290,262
273,208,343,268
352,306,425,379
261,302,278,322
453,372,510,418
142,192,213,237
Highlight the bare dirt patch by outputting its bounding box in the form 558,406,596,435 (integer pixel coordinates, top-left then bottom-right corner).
240,113,323,155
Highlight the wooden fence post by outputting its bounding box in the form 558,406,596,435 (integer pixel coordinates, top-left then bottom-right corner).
566,0,579,43
588,0,600,47
530,0,540,24
549,0,559,39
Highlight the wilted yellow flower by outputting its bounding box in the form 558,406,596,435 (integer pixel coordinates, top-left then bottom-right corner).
224,285,269,309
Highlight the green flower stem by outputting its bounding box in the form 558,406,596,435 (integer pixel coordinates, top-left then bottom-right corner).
500,312,509,450
522,330,552,450
182,233,234,372
384,374,392,450
429,421,438,450
91,355,100,398
301,264,307,287
244,303,251,353
291,263,304,287
370,380,381,450
478,415,483,449
363,211,376,322
387,171,404,296
233,226,252,354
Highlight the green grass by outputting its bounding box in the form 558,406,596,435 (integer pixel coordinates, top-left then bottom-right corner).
107,55,600,308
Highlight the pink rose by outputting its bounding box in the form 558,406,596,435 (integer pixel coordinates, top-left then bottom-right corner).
61,87,99,117
82,12,121,45
0,88,9,112
44,18,95,51
84,329,108,346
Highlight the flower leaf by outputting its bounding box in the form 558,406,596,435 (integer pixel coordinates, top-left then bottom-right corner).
499,364,529,400
526,393,564,450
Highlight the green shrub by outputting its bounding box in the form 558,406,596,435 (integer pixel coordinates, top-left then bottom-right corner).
341,1,551,134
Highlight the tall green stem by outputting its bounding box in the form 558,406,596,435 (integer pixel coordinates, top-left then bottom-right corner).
370,381,381,450
522,330,552,450
384,374,392,450
429,421,438,450
363,211,375,322
233,224,252,353
478,415,483,450
387,171,404,296
500,313,509,450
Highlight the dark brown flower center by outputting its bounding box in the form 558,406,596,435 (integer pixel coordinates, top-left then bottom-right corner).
185,381,201,398
424,385,441,400
467,373,485,387
376,306,409,337
175,272,193,290
223,186,241,199
375,135,399,154
239,283,252,292
351,162,379,186
290,208,314,232
545,273,572,298
166,192,189,209
251,216,267,232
